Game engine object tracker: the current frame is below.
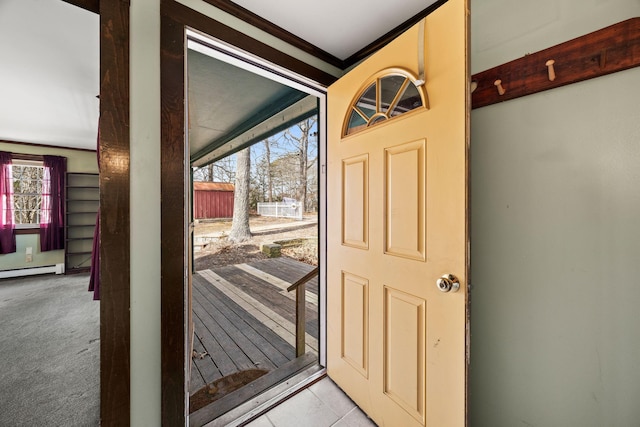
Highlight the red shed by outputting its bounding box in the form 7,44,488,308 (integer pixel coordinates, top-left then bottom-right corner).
193,182,235,219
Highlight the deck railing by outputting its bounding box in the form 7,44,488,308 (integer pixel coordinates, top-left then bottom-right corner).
287,266,319,357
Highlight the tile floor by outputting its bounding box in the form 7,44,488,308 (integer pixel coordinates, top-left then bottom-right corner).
245,377,377,427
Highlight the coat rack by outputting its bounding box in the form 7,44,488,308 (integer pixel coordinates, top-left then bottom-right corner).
471,17,640,109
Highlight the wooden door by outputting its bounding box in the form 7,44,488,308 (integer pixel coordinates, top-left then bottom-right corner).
327,0,469,425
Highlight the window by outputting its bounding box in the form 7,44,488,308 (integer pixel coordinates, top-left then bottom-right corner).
344,70,427,136
11,160,45,229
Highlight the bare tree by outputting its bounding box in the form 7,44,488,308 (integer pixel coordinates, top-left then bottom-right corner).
228,148,252,242
281,117,317,212
270,153,301,199
264,138,273,202
12,165,43,224
192,156,236,182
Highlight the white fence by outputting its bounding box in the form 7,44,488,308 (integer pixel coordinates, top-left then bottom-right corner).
257,200,303,220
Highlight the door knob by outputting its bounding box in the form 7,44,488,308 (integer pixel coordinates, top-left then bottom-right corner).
436,274,460,293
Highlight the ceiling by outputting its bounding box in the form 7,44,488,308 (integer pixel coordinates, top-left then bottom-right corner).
231,0,439,61
0,0,99,150
0,0,440,154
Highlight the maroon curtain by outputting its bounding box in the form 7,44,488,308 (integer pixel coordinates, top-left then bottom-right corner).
89,132,100,300
0,151,16,254
40,155,66,251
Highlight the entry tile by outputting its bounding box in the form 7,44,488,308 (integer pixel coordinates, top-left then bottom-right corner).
244,377,378,427
332,407,377,427
308,378,356,419
244,415,274,427
262,388,340,427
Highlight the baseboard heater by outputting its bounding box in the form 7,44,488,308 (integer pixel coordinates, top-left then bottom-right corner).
0,263,65,279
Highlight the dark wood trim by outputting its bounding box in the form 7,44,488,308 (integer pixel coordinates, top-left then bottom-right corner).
0,139,96,153
99,0,131,425
162,0,338,87
160,2,336,424
343,0,449,67
471,17,640,109
60,0,99,14
201,0,343,69
15,228,40,235
5,153,44,162
160,12,187,426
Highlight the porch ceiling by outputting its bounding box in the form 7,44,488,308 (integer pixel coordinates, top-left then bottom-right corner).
188,48,315,167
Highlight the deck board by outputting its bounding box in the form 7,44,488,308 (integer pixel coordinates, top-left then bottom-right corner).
234,263,318,305
191,333,221,387
213,266,319,338
250,258,319,295
190,258,319,396
196,277,294,363
194,288,278,373
193,305,247,376
194,276,290,368
200,270,318,353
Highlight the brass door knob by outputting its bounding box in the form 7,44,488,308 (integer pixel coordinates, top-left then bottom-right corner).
436,274,460,293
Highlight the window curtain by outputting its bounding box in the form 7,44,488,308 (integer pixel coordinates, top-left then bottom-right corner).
40,155,66,251
89,131,100,300
0,151,16,254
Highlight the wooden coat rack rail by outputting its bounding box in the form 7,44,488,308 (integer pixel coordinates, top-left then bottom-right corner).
471,17,640,109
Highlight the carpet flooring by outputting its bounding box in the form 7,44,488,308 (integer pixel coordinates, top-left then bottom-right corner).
0,273,99,426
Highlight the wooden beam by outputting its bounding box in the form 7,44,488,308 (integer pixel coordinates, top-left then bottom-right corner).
99,0,130,425
472,18,640,109
160,11,187,427
60,0,99,14
0,139,96,153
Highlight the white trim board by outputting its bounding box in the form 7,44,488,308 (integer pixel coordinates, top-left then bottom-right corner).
0,264,65,279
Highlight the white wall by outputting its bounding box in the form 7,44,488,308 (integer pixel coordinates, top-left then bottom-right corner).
470,1,640,425
130,0,161,425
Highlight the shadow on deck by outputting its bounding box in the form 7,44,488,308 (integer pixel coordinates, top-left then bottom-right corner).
189,257,319,425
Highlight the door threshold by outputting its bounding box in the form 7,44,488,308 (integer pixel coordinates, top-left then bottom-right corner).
192,360,325,427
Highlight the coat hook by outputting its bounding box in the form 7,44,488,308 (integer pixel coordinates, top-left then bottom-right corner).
599,49,607,69
494,79,506,95
545,59,556,81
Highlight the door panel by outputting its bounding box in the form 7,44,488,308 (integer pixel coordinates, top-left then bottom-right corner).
341,272,369,376
383,286,425,422
342,154,369,249
327,0,469,425
384,139,426,260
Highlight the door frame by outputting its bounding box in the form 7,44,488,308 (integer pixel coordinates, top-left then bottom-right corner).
160,1,334,424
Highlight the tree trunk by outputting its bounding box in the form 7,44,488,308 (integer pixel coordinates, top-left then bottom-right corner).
298,121,309,213
265,139,273,202
229,148,252,242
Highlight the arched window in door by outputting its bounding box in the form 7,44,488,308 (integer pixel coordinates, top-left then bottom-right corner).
343,69,428,136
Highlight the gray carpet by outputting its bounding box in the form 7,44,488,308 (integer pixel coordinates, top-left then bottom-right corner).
0,273,99,426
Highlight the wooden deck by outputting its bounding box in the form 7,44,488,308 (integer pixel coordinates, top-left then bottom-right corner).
190,257,319,413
